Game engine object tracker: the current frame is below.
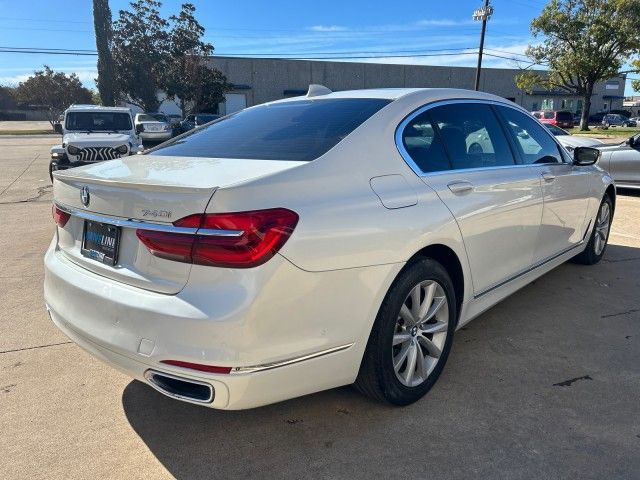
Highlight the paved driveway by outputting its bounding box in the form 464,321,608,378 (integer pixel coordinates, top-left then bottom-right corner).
1,136,638,479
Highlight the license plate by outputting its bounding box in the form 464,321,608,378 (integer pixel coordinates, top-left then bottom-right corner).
81,220,120,266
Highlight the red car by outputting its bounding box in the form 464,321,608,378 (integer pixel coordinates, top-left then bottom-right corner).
531,110,574,128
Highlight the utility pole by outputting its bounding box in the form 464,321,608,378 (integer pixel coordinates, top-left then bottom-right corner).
473,0,494,91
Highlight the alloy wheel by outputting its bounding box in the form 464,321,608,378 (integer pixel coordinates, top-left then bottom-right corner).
392,280,449,387
593,201,611,256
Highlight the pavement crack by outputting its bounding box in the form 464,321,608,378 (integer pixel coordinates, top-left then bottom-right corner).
601,308,640,319
602,256,640,264
0,184,52,205
0,341,72,355
553,375,593,387
0,153,40,198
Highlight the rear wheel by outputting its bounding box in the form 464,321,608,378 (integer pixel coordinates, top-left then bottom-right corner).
355,258,457,405
49,160,57,182
574,195,613,265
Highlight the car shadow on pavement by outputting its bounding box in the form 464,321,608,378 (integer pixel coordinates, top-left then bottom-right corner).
121,243,640,479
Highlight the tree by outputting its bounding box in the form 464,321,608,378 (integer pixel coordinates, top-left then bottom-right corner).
112,0,169,111
515,0,640,131
93,0,116,106
163,3,230,115
14,66,92,128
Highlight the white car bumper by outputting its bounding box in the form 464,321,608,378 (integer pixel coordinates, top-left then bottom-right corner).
44,238,402,409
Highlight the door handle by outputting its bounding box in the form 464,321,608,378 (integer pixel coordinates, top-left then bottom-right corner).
447,181,474,194
541,172,556,182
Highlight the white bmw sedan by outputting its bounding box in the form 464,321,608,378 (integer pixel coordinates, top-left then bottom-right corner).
45,87,614,409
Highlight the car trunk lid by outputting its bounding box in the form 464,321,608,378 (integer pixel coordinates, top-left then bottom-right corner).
52,155,305,294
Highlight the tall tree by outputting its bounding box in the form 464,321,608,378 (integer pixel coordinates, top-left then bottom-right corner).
163,3,230,115
93,0,116,106
112,0,168,111
14,66,92,128
515,0,640,131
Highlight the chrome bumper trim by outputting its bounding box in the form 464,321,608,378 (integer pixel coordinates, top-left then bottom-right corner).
54,201,244,237
230,343,354,374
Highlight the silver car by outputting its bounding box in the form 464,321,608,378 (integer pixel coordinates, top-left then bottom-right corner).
134,112,173,142
598,134,640,189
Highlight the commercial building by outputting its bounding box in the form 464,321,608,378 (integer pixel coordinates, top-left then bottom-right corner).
195,56,625,117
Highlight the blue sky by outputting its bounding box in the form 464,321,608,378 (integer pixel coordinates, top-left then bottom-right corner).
0,0,636,94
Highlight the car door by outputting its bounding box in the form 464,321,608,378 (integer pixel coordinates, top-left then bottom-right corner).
495,106,592,264
398,101,544,296
605,138,640,187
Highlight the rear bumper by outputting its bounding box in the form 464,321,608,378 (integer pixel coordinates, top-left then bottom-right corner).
44,238,402,409
140,131,172,141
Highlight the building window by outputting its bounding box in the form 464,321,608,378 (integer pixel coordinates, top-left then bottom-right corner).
541,98,554,110
532,102,538,111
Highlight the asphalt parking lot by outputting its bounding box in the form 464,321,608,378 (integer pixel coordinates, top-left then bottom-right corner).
1,135,639,480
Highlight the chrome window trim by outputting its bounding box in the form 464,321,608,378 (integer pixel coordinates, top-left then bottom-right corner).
54,201,244,237
394,98,570,177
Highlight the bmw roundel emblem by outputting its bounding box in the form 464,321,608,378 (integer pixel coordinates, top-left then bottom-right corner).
80,186,90,207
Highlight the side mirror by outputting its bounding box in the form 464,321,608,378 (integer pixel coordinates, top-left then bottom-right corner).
135,124,144,134
54,123,63,135
573,146,600,166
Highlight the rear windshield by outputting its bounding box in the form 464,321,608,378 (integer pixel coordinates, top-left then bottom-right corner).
556,111,572,121
543,111,555,119
65,112,132,131
138,113,168,122
149,98,391,161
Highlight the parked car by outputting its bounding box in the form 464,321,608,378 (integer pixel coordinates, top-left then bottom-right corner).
543,124,604,151
589,112,607,124
596,134,640,189
134,112,173,143
50,105,143,181
532,110,574,128
602,113,636,128
46,87,614,410
179,113,221,133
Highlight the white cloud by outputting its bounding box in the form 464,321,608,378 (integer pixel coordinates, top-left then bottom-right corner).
309,25,348,32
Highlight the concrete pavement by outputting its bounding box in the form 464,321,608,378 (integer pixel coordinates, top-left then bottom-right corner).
1,136,639,479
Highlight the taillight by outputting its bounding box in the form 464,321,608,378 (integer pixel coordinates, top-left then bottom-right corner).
52,204,70,228
136,208,298,268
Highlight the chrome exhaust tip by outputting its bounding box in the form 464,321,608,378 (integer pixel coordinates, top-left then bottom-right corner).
144,370,214,404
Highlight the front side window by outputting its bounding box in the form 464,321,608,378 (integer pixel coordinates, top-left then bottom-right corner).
496,106,562,164
65,112,132,131
150,98,390,161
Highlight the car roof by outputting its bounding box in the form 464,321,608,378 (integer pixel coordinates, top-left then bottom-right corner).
66,105,131,113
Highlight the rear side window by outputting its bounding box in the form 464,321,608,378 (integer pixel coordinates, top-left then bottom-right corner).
496,106,562,164
401,103,515,172
429,103,515,170
150,98,390,161
401,113,450,172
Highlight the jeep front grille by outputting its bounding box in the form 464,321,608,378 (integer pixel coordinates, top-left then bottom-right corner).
75,146,123,161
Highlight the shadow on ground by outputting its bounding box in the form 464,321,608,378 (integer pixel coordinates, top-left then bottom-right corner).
122,244,640,479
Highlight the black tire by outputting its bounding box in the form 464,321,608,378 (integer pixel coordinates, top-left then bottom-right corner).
355,258,457,405
573,195,613,265
49,160,57,182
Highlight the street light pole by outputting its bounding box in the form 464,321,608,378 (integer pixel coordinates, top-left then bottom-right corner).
473,0,493,91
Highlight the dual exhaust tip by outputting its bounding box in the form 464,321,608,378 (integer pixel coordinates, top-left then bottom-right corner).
144,370,214,404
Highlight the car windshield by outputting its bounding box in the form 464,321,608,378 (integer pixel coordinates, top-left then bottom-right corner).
65,112,132,131
138,113,168,122
150,98,391,161
545,124,569,136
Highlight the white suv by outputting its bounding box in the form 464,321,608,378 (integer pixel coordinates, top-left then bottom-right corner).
50,105,143,180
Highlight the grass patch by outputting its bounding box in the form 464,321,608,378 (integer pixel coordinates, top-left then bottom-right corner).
569,127,639,138
0,130,57,135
